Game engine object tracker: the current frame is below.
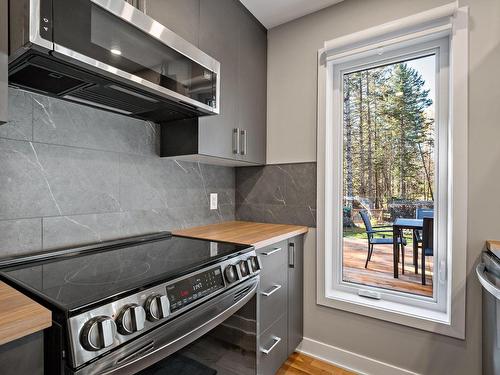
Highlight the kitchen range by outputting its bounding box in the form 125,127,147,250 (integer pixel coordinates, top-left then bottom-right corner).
1,0,493,374
0,232,262,374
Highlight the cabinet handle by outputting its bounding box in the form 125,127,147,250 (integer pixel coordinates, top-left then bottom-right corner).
240,129,247,155
233,128,240,154
260,284,282,297
288,242,295,268
261,247,282,257
260,336,282,355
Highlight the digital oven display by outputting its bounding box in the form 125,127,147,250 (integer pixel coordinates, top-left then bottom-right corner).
166,267,224,312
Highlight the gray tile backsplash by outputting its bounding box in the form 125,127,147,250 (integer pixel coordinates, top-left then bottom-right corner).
236,163,316,227
0,88,235,257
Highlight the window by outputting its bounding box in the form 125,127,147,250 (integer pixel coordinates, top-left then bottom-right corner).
341,50,442,299
317,5,468,338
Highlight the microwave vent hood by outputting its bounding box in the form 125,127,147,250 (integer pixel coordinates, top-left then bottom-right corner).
8,0,220,123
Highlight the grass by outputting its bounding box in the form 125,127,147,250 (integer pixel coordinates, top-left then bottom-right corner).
343,225,415,244
343,226,370,240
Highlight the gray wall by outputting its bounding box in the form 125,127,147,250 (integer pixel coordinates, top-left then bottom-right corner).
0,88,235,257
265,0,498,373
236,163,316,227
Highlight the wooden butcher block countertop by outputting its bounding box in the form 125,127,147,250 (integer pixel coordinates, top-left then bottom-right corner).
0,281,52,345
486,240,500,251
173,221,309,249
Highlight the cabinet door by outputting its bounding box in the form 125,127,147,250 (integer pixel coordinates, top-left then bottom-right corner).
258,314,288,375
237,11,267,164
145,0,200,47
198,0,240,160
287,236,304,355
0,0,7,125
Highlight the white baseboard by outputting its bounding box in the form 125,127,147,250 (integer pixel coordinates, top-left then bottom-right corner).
297,337,419,375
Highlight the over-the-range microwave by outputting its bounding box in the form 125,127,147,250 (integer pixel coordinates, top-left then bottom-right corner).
8,0,220,122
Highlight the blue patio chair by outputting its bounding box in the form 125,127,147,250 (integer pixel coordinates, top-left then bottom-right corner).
416,208,434,220
421,217,434,285
414,209,434,269
359,210,407,268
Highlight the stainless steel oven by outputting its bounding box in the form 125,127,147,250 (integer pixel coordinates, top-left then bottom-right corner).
77,277,258,375
0,233,260,375
8,0,220,122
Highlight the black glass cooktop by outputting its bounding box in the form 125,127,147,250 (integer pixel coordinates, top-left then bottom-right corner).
0,233,251,312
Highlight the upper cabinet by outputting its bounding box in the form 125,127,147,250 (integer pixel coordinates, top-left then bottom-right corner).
0,0,7,125
197,0,241,161
145,0,200,47
237,12,267,165
150,0,267,166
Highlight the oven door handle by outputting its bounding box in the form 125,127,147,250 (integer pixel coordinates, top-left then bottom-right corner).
81,277,258,375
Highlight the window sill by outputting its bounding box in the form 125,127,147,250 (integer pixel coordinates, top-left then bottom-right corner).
318,288,464,339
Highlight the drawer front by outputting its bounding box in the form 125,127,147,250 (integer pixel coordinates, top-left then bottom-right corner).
258,315,287,375
259,280,286,333
257,240,287,287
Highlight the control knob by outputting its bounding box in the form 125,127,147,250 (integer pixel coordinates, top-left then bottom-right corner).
238,259,251,277
249,256,262,273
145,294,170,322
224,264,240,284
116,303,146,335
80,316,116,351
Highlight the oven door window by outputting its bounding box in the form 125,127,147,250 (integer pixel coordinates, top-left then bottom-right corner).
52,0,217,108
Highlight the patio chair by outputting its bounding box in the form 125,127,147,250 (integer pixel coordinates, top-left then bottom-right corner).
414,208,434,273
416,208,434,220
421,217,434,285
359,210,407,268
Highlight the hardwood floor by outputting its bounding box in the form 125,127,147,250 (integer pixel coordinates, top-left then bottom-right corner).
277,352,356,375
343,238,433,297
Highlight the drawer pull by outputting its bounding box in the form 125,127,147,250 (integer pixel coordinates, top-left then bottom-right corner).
260,336,282,355
261,247,282,256
260,284,282,297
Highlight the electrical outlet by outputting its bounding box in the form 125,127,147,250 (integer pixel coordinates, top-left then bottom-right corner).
210,193,218,210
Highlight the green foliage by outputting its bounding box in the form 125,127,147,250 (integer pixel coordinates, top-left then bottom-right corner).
342,59,435,210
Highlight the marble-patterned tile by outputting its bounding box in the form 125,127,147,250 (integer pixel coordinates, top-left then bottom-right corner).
0,139,120,219
236,166,285,205
235,162,316,227
200,163,235,205
32,92,157,156
0,219,42,258
0,90,239,256
217,204,236,222
236,203,315,227
0,88,33,141
165,205,223,230
119,155,208,210
43,212,131,250
279,163,317,208
42,205,231,251
201,163,235,189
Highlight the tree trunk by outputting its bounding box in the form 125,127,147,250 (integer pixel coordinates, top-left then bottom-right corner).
399,115,406,199
344,78,353,207
365,72,373,203
358,74,365,197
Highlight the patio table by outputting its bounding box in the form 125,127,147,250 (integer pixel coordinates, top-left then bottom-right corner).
392,218,423,278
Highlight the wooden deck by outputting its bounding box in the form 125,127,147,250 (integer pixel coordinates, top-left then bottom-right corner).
278,352,356,375
343,238,433,297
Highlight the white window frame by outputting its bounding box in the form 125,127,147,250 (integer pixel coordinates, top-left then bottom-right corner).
316,3,468,338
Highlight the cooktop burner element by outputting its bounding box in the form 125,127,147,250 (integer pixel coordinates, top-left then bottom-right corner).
1,233,250,311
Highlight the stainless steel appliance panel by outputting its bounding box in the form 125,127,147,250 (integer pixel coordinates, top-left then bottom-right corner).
477,252,500,375
8,0,220,122
73,277,258,375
